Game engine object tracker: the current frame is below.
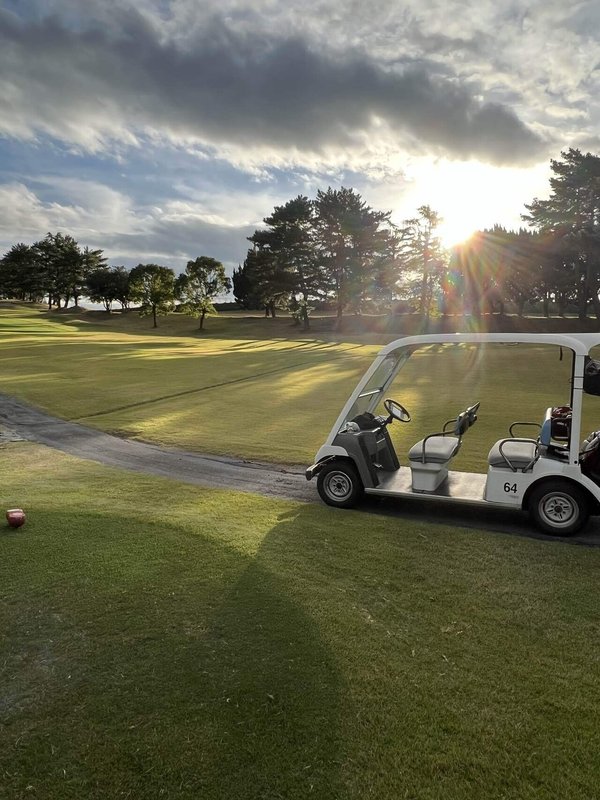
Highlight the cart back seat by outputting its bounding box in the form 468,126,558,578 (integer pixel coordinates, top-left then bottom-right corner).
487,439,538,471
487,409,554,473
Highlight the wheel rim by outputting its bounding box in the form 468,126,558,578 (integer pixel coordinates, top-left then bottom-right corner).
324,471,353,501
538,492,578,528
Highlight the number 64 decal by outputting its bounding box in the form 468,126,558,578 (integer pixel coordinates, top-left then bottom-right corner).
504,482,518,493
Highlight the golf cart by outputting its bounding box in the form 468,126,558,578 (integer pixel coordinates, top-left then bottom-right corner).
306,333,600,535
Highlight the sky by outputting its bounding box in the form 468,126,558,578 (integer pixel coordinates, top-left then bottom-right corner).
1,0,600,274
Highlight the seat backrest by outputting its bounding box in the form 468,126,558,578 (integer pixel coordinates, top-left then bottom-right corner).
453,411,470,437
540,416,552,447
453,402,480,436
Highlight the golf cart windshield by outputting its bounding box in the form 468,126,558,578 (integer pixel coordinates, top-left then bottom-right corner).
343,350,411,424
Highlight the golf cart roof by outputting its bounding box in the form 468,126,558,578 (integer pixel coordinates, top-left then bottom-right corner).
379,332,600,358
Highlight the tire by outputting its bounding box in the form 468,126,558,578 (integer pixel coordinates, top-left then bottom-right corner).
527,480,589,535
317,461,363,509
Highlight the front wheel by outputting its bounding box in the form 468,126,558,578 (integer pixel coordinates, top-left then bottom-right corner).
317,461,363,509
527,480,589,535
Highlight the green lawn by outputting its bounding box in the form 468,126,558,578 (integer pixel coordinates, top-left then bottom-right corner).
1,303,599,471
0,306,600,471
2,442,600,799
0,304,376,463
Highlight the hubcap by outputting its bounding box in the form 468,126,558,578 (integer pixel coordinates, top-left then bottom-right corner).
325,472,352,500
540,493,577,527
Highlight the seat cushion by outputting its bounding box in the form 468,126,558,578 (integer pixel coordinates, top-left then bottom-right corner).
409,435,460,464
488,439,537,470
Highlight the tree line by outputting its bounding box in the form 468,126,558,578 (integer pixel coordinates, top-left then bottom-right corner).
234,149,600,328
0,233,230,329
233,189,445,329
2,148,600,329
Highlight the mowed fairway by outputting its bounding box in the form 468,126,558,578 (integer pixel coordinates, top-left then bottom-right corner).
0,304,376,464
2,304,600,472
1,442,600,799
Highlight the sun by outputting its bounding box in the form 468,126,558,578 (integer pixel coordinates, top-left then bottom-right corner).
393,158,551,250
436,216,479,249
425,160,509,249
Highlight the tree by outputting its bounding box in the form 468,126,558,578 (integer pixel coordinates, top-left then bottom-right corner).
0,243,44,301
86,266,124,312
312,187,391,322
32,232,83,309
492,229,537,317
176,256,231,330
535,232,579,316
249,196,321,330
451,227,542,318
128,263,175,327
235,248,294,317
523,148,600,319
112,266,132,310
368,225,411,312
400,206,446,317
232,263,260,310
78,246,107,307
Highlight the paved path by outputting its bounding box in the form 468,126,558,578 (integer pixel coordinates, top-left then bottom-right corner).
0,393,312,501
1,393,598,545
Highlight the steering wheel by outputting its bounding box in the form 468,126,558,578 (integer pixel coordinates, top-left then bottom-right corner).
384,398,411,423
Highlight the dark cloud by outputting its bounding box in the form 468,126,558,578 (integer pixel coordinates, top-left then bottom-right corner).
98,217,255,272
0,6,544,165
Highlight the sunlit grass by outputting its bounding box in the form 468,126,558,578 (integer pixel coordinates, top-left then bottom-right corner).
1,303,599,469
1,442,600,799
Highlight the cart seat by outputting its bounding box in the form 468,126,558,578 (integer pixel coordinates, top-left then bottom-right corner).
408,403,480,492
408,436,460,464
487,439,537,472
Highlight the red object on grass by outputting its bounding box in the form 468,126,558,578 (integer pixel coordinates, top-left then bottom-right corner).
6,508,26,528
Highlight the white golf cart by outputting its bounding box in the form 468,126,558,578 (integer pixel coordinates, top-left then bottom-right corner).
306,333,600,535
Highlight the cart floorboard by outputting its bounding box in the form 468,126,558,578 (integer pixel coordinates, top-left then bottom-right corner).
366,467,494,506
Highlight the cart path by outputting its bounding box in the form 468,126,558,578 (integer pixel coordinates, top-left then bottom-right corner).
0,393,313,502
1,393,599,545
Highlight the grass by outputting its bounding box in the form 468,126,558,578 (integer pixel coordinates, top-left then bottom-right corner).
2,442,600,799
1,303,599,471
0,304,376,463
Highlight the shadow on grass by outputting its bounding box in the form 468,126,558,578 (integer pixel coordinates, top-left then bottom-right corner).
3,501,600,799
0,509,344,800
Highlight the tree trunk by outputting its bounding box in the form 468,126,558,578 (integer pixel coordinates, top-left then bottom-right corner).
336,262,344,321
578,269,589,320
152,305,157,328
199,310,206,330
543,292,550,318
419,248,430,316
301,305,310,331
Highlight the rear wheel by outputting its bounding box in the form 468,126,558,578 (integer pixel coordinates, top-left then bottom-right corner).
317,461,363,509
528,480,589,535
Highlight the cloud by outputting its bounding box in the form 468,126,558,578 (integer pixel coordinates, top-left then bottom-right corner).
0,4,544,167
0,180,256,270
101,214,255,270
